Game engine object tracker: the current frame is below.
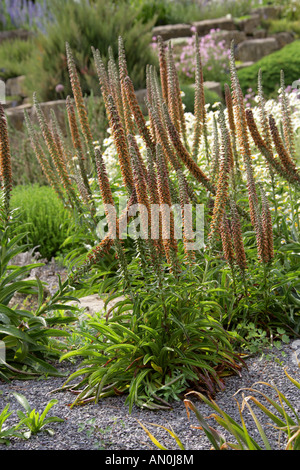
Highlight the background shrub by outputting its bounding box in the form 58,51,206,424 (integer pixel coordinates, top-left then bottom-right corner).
0,37,34,81
128,0,255,26
24,0,158,101
10,184,72,260
237,40,300,97
267,18,300,38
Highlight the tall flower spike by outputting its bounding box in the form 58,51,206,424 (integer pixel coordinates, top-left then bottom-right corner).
230,198,247,272
145,97,180,171
0,103,12,215
66,42,96,173
259,184,274,264
256,70,278,190
157,36,168,106
156,143,179,271
172,51,188,149
220,214,235,267
49,114,82,212
95,148,116,231
128,135,161,268
211,114,220,182
127,133,148,183
269,114,300,184
280,70,296,162
192,33,204,162
229,41,258,227
107,46,125,131
224,82,240,175
252,198,268,264
118,36,136,136
146,146,164,256
50,109,75,175
33,94,79,209
146,65,156,140
106,94,134,194
66,96,92,199
146,98,197,203
124,76,155,155
92,47,110,106
148,65,166,133
208,107,231,244
128,135,149,213
166,42,188,148
162,102,215,194
177,168,195,263
257,70,272,152
245,108,300,187
166,42,180,134
24,111,64,201
95,149,129,277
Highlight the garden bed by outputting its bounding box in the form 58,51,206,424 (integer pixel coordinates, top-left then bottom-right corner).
0,342,299,450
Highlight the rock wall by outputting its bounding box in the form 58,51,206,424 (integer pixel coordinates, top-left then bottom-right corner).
152,6,294,64
2,5,297,129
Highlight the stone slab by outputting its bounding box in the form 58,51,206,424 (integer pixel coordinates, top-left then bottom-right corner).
152,23,192,41
211,29,247,47
236,37,279,62
5,75,27,97
271,31,294,49
5,99,67,132
192,16,236,36
0,29,34,44
236,14,261,35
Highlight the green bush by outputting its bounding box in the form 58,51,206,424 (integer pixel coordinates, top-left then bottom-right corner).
129,0,174,26
237,40,300,97
24,0,158,101
129,0,255,26
0,38,35,81
10,185,72,260
267,18,300,38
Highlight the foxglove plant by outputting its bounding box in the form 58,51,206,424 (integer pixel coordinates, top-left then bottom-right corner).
24,33,300,410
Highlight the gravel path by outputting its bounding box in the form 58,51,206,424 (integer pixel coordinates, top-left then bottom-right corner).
0,341,299,451
2,255,300,451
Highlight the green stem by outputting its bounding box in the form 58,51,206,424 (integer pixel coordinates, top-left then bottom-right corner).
262,262,271,314
288,184,299,242
242,268,248,298
202,247,212,284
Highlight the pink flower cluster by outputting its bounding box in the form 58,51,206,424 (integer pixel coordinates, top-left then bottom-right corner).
152,27,231,83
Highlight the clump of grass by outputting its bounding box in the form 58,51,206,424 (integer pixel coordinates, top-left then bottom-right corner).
10,184,73,260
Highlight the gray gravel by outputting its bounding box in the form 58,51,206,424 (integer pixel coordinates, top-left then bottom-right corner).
0,341,300,451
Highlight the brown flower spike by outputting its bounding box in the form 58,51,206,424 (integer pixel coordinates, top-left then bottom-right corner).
0,103,12,214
